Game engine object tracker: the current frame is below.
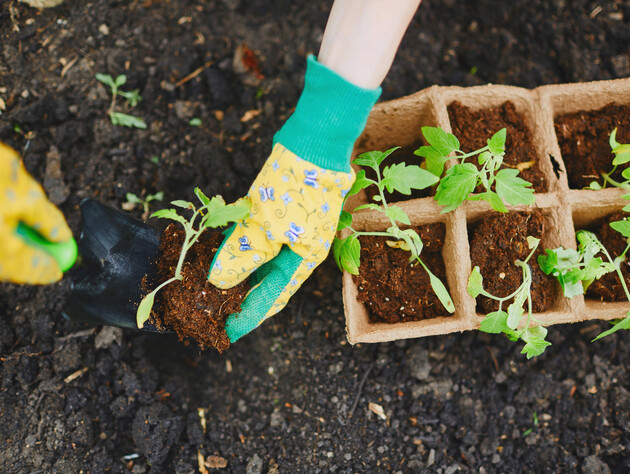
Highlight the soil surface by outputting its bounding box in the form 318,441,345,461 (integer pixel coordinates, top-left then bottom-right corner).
154,224,248,352
470,211,556,314
448,101,548,193
555,104,630,189
2,0,630,472
586,211,630,302
355,224,450,323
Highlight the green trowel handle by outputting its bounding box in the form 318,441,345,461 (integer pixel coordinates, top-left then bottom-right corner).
16,222,78,272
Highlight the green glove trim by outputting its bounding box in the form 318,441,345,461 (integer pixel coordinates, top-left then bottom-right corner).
225,246,302,342
273,55,381,173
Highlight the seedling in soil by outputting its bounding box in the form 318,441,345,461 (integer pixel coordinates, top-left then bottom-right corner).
539,226,630,341
95,73,147,129
136,188,251,328
122,191,164,221
415,126,535,213
468,236,551,358
588,129,630,201
334,147,455,313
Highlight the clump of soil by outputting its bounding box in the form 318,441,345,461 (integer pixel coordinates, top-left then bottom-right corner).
554,104,630,189
448,101,548,193
469,211,555,314
152,223,249,352
354,224,451,323
585,211,630,302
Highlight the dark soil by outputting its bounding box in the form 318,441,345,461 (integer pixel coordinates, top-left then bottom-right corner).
585,211,630,302
555,104,630,189
448,101,548,192
2,0,630,472
153,224,248,352
470,211,555,314
355,224,450,323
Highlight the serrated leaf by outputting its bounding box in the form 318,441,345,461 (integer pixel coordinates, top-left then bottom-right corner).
203,196,251,228
494,168,535,206
194,187,211,206
171,200,194,209
385,205,411,225
95,73,115,88
421,126,460,155
537,249,558,275
382,163,439,194
479,310,509,334
474,191,508,213
478,151,491,165
151,208,188,226
333,234,361,274
346,169,372,198
488,128,507,155
353,147,400,170
592,313,630,341
467,266,484,298
415,145,448,177
435,163,479,213
119,89,141,107
337,211,353,231
610,219,630,238
521,333,551,359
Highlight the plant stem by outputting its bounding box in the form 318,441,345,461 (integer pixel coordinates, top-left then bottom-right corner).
600,241,630,303
601,172,630,191
457,145,489,163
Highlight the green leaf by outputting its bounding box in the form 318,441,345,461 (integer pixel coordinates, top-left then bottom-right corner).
171,200,194,209
189,118,202,127
478,151,491,166
527,236,540,249
507,300,525,330
202,196,251,228
612,151,630,166
194,187,211,206
114,74,127,88
136,289,157,329
385,205,411,225
95,73,115,89
119,89,141,107
435,163,479,213
494,168,535,206
147,191,164,202
415,146,449,177
537,249,558,275
337,211,353,231
401,229,423,258
475,191,508,213
353,147,400,170
588,181,602,190
151,208,188,226
421,127,460,155
592,313,630,341
521,327,551,358
382,163,439,194
426,267,455,313
479,310,509,334
487,128,507,155
467,266,484,298
622,168,630,181
346,169,372,199
353,203,381,211
125,193,143,204
610,128,620,150
610,219,630,238
109,112,147,129
333,234,361,274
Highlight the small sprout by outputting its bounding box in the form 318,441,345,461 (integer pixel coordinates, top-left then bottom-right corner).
415,126,535,213
123,191,164,221
189,118,202,127
469,237,551,358
333,147,454,313
150,155,160,164
136,190,251,328
96,73,147,129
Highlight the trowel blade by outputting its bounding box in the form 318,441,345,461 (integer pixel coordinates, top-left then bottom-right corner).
62,199,165,333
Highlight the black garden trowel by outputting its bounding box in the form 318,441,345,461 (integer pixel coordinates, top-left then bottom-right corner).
60,199,165,332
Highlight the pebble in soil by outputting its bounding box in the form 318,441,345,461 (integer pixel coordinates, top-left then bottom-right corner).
153,223,249,352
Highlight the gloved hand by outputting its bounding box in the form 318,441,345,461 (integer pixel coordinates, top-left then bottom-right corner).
0,142,73,284
209,55,381,342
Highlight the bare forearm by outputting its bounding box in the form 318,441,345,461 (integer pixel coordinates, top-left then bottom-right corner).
318,0,422,89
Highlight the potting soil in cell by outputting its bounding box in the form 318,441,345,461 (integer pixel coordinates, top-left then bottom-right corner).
469,211,555,314
585,211,630,302
448,101,548,193
554,104,630,189
354,224,450,322
153,224,249,352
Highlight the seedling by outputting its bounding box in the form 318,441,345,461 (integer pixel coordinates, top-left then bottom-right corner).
539,226,630,341
415,127,535,213
334,147,455,313
587,128,630,197
468,236,551,358
95,73,147,129
136,188,251,328
122,191,164,221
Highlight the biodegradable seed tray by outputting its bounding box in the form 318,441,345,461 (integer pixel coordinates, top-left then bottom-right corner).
343,77,630,344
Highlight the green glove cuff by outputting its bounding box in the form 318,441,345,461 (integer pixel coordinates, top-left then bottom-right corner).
272,55,381,173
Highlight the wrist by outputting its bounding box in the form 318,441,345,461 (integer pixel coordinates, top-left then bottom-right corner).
273,55,381,173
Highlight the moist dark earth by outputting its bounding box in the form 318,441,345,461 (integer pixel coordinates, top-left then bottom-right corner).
1,0,630,472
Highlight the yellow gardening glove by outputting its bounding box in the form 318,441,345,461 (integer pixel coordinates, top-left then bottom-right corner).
0,142,73,284
208,56,381,342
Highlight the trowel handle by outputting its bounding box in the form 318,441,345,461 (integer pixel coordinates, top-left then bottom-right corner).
16,222,78,272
